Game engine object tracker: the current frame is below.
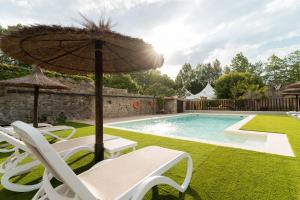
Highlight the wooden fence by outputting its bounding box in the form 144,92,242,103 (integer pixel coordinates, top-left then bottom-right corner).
185,98,299,111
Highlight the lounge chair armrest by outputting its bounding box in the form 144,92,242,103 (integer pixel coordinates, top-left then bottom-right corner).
132,153,193,200
61,146,94,161
132,175,181,200
1,160,41,192
40,126,76,141
42,170,76,200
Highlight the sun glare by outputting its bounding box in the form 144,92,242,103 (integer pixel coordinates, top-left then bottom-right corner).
146,19,201,57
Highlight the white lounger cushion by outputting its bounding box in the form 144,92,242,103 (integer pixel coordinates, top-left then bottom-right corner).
79,146,183,200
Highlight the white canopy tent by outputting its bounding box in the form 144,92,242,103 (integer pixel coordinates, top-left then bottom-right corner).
186,83,216,100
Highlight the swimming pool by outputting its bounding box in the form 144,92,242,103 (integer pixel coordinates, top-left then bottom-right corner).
107,114,266,148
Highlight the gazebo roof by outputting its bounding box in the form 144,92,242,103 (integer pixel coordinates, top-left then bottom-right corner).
0,66,68,89
0,24,164,74
186,83,216,100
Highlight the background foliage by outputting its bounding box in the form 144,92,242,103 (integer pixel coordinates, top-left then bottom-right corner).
175,50,300,99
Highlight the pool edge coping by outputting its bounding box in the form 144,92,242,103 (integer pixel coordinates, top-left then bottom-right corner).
224,115,294,157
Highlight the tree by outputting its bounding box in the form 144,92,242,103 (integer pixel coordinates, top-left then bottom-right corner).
175,63,198,96
175,61,222,97
248,61,264,77
286,50,300,82
144,83,176,97
215,72,264,99
231,52,250,72
130,70,176,97
223,66,231,74
264,54,290,88
103,74,140,93
207,59,222,84
243,84,268,99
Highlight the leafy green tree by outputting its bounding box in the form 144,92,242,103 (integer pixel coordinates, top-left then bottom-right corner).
223,66,231,74
194,63,220,88
286,50,300,81
176,61,222,96
212,59,222,75
206,59,222,84
249,61,264,77
130,70,176,97
103,74,140,93
264,54,290,87
144,83,176,97
243,84,268,99
215,72,264,99
175,63,194,89
175,63,197,96
231,52,251,72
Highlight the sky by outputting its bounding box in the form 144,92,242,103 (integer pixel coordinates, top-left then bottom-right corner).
1,0,300,79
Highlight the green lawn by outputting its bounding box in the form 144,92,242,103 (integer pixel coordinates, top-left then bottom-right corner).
1,115,300,199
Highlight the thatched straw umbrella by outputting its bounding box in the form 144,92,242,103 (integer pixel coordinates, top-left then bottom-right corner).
0,21,164,162
282,88,300,111
0,66,68,127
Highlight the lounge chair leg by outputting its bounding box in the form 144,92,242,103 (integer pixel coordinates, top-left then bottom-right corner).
152,186,159,199
179,192,185,200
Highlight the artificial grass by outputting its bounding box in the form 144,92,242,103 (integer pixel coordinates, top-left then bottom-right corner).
1,115,300,199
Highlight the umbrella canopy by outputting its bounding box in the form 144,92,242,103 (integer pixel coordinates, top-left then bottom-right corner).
0,66,68,127
0,22,164,162
0,66,68,89
0,25,163,73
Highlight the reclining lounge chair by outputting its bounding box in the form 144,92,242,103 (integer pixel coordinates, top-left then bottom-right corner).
12,121,193,200
4,122,77,141
0,123,76,154
0,126,135,192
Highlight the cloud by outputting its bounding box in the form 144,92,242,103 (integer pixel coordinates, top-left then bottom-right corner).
264,0,299,14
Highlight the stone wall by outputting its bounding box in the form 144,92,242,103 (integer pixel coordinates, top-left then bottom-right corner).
164,97,186,114
104,94,155,118
0,78,156,125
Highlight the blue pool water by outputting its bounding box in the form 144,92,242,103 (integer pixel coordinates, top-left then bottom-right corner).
109,114,257,145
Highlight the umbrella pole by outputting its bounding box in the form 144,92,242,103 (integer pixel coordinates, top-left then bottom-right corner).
94,40,104,163
33,86,39,128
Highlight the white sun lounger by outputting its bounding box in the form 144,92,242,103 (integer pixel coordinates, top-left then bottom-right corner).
12,121,193,200
0,122,53,151
4,123,77,141
0,127,136,192
0,124,76,153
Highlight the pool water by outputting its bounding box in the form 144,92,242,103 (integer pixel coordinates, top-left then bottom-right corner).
108,114,265,147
